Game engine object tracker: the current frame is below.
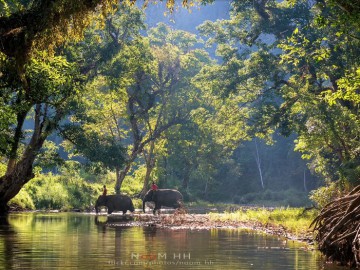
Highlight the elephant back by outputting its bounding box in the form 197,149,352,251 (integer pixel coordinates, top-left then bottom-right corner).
160,189,183,198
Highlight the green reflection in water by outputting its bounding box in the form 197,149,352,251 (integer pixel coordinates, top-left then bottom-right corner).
0,213,345,270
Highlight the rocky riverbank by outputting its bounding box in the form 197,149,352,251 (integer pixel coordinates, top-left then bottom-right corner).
97,209,315,245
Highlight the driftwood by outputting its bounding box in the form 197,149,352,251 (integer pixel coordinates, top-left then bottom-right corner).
311,184,360,267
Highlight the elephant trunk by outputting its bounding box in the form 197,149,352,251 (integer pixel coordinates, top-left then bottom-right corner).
142,200,146,213
95,200,99,214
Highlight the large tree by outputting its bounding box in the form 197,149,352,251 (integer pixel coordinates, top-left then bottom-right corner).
0,51,80,212
197,0,360,184
0,0,195,212
62,23,214,195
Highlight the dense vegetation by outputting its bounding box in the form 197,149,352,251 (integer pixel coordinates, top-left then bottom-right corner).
0,0,359,266
0,0,358,210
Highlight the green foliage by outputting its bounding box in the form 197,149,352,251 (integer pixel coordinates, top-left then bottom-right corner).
62,125,126,170
309,181,342,209
3,0,360,210
0,98,16,156
9,168,104,210
25,174,70,210
35,140,64,169
9,189,35,210
209,207,318,236
132,198,143,209
197,0,360,189
0,162,6,177
121,166,145,195
238,189,311,207
62,176,100,210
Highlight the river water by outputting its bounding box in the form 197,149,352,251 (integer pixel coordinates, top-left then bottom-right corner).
0,212,344,270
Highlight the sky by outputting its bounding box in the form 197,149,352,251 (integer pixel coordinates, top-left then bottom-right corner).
143,1,231,33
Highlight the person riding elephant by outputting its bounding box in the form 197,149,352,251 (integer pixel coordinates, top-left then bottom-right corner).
151,181,158,201
95,194,135,215
142,189,183,215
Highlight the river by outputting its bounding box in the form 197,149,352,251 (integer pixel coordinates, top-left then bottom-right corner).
0,212,344,270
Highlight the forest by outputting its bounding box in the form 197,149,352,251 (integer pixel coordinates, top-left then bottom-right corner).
0,0,359,264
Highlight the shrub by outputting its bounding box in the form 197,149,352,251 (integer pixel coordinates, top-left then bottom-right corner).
132,198,143,209
60,175,101,210
35,181,69,210
9,189,35,210
309,181,341,209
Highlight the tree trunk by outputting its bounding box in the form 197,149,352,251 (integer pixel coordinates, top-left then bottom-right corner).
140,141,155,198
6,106,30,175
140,164,153,198
0,104,59,214
0,155,36,213
114,146,143,194
303,169,307,192
0,129,47,214
115,165,131,194
254,139,265,189
204,180,209,200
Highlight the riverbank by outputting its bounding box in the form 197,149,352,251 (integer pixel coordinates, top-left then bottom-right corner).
101,207,317,245
9,203,317,244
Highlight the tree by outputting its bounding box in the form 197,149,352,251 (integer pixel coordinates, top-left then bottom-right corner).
0,51,80,212
197,1,360,262
197,0,360,185
0,0,200,62
0,0,143,212
62,23,213,195
0,0,167,211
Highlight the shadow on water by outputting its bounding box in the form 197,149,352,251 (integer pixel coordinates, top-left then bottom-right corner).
0,212,346,270
0,215,18,270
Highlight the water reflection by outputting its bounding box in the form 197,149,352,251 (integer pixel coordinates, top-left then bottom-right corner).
0,212,345,270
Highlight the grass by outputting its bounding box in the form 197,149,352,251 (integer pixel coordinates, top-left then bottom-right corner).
185,200,242,210
208,207,318,237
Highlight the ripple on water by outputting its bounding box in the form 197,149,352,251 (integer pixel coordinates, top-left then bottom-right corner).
0,212,345,270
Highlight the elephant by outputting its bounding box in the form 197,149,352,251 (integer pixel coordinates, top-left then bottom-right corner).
95,194,135,214
142,189,183,215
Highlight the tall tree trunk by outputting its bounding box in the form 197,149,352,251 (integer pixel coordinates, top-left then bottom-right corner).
303,169,307,192
115,165,131,194
0,104,60,214
254,139,265,189
140,163,153,198
204,180,209,200
140,141,155,198
0,129,47,213
0,152,36,213
114,145,143,194
6,108,30,175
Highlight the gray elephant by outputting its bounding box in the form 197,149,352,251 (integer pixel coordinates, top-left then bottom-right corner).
95,194,134,214
142,189,183,215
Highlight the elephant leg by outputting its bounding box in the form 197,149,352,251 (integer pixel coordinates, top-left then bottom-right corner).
175,201,183,209
154,203,161,215
107,206,113,214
